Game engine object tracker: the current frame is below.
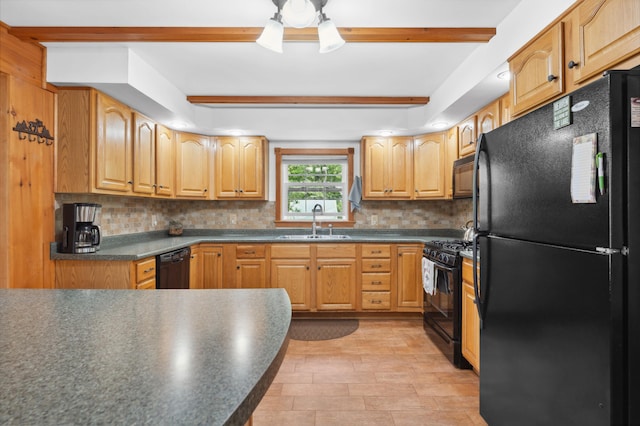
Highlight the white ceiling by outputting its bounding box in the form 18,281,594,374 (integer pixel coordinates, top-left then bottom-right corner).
0,0,575,141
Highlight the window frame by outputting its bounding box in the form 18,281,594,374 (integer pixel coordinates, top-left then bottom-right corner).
275,148,355,228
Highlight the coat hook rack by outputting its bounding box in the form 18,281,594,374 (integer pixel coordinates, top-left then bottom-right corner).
12,118,54,145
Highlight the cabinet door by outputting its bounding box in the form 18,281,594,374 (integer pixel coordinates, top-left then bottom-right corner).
477,100,500,135
361,137,388,198
569,0,640,85
155,124,175,197
132,113,155,195
499,92,512,126
462,281,480,371
238,137,266,199
458,115,477,158
95,93,132,192
176,132,209,198
236,259,267,289
189,245,202,289
396,245,423,310
510,22,564,116
388,137,414,198
444,127,459,199
215,136,240,198
201,245,223,289
271,259,312,310
414,132,445,199
316,258,357,310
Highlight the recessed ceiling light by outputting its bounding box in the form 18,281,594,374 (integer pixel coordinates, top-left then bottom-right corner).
497,70,511,80
431,121,449,129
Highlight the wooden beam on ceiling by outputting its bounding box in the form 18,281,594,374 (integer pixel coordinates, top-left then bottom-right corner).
186,96,430,105
8,26,495,43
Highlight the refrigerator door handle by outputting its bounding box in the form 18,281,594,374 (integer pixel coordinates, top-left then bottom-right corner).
472,133,488,328
596,246,629,256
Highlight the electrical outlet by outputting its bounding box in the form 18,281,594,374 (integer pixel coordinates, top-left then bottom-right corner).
151,214,157,227
230,213,237,225
371,215,378,225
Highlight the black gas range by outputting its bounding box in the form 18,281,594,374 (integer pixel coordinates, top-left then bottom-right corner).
422,239,472,369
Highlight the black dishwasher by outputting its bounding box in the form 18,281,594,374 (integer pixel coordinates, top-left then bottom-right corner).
156,247,191,289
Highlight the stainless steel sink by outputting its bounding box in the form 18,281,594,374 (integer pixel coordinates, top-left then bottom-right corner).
276,234,351,240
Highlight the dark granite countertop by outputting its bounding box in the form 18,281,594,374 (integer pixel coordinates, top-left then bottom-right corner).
0,289,291,426
51,229,464,261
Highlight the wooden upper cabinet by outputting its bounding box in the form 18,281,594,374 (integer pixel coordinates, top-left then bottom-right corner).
510,22,564,116
215,136,267,199
499,92,512,126
361,136,414,199
155,124,175,197
413,132,446,199
477,100,500,136
95,92,133,193
444,127,459,199
175,131,210,198
458,115,477,158
57,89,134,195
567,0,640,85
132,112,155,195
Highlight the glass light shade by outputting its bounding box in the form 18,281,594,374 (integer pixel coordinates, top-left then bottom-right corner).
256,17,284,53
318,18,345,53
282,0,317,28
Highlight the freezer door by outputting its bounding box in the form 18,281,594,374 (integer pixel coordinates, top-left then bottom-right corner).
477,76,615,249
479,236,617,426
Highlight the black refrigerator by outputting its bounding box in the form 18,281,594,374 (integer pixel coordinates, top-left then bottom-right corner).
472,70,639,425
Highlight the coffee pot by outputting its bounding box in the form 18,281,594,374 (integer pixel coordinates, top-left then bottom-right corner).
60,203,102,253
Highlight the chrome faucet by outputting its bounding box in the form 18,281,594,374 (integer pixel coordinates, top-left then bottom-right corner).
311,203,323,236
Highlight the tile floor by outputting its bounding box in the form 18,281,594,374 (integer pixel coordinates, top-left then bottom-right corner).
253,319,487,426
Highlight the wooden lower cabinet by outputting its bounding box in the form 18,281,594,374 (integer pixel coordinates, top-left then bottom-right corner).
189,244,202,289
396,245,423,311
55,256,156,290
461,257,480,372
235,245,267,289
270,244,312,311
201,244,223,289
361,244,392,311
316,244,357,311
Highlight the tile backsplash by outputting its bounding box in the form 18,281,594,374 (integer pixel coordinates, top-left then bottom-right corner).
55,194,473,237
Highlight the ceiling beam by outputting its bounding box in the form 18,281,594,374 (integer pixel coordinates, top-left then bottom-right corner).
187,96,430,105
8,26,495,43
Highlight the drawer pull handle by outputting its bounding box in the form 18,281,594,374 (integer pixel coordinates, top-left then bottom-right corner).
144,267,155,273
244,251,255,254
372,281,382,285
371,250,382,254
370,300,382,304
371,264,382,268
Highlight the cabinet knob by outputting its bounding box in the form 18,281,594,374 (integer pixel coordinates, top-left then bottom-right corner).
318,266,321,270
152,184,157,188
127,180,133,185
568,60,579,69
547,74,557,82
236,266,240,270
218,253,221,257
239,189,244,193
306,266,310,270
204,188,208,193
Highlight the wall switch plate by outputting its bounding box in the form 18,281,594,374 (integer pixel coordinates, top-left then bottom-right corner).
230,213,237,225
371,215,378,225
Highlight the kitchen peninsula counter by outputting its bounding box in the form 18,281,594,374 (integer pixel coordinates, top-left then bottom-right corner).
0,288,291,425
51,229,463,261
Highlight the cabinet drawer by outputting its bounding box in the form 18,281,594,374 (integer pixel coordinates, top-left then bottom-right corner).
362,258,391,272
271,244,311,259
136,278,156,290
136,258,156,282
362,273,391,291
362,291,391,310
236,245,266,258
361,244,391,258
317,244,356,258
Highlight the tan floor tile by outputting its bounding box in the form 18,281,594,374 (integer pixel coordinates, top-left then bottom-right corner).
348,383,417,397
413,383,479,397
313,371,377,384
354,361,416,373
254,395,294,412
264,382,283,396
466,408,489,425
374,371,441,384
364,395,427,411
315,410,395,426
434,371,479,384
295,360,355,374
281,383,350,396
293,395,366,411
273,372,314,384
433,395,479,410
252,410,316,426
391,410,475,426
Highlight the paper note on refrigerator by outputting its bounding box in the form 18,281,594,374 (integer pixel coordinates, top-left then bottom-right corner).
570,133,597,203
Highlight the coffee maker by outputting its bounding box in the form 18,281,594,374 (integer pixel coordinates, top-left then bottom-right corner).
60,203,102,253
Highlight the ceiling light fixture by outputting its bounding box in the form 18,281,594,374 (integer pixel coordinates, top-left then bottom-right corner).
257,0,345,54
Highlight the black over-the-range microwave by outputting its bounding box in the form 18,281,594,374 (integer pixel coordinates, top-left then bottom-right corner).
452,154,475,199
